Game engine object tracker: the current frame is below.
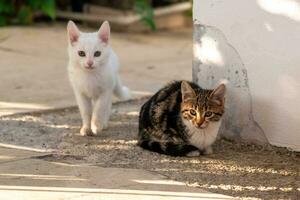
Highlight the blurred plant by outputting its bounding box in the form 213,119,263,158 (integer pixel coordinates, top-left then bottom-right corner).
186,0,192,17
152,0,188,7
134,0,156,31
0,0,56,26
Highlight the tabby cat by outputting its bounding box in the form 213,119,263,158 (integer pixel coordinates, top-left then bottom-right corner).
138,80,225,156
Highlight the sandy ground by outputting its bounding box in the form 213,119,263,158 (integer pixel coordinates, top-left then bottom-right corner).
0,98,299,200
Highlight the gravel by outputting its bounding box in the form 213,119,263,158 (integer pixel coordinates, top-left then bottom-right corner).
0,98,299,200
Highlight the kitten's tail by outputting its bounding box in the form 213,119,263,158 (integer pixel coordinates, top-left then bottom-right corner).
114,75,131,100
138,137,199,157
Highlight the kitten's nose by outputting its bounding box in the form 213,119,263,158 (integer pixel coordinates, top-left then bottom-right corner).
85,60,94,69
87,60,94,67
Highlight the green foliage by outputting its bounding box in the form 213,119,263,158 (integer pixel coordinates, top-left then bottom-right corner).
134,0,156,31
186,0,192,17
40,0,56,19
0,0,12,25
17,5,32,24
0,0,56,26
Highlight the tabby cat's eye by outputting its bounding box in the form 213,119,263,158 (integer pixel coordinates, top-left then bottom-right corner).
205,111,213,117
94,51,101,57
78,51,86,57
189,109,196,116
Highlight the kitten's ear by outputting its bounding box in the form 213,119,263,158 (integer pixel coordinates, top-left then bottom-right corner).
181,81,196,102
209,84,226,106
98,21,110,44
67,20,80,45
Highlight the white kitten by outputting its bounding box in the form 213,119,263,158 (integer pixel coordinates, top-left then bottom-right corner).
67,20,131,136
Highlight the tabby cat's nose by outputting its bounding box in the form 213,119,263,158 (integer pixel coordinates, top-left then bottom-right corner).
196,117,205,128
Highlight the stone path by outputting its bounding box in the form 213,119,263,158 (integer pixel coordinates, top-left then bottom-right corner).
0,147,233,199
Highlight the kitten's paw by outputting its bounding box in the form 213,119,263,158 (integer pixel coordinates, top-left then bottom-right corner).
120,86,131,100
91,123,107,135
80,126,93,136
186,150,201,157
204,146,213,155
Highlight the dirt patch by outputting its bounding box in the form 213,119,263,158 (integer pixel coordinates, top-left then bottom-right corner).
0,98,299,200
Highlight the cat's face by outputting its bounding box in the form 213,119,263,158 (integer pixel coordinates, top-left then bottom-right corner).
181,81,225,129
67,21,110,70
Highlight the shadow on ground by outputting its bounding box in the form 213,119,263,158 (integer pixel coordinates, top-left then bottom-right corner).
0,98,299,199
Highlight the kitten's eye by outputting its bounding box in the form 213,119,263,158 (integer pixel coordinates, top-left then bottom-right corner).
189,109,196,116
78,51,86,57
205,111,213,117
94,51,101,57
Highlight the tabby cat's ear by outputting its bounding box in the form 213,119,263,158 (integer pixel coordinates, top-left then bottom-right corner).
181,81,196,102
209,84,226,106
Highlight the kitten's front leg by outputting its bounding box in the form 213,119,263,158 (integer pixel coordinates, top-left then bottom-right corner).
91,92,112,135
74,91,93,136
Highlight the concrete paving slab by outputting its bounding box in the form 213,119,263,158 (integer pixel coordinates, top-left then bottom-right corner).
0,23,192,116
0,158,233,199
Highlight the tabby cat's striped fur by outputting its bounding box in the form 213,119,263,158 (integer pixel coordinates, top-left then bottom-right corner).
138,81,226,156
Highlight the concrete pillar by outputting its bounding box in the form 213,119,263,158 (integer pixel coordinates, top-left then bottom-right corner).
193,0,300,151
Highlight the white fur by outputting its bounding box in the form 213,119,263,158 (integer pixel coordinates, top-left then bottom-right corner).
67,21,130,136
183,119,222,154
186,150,201,157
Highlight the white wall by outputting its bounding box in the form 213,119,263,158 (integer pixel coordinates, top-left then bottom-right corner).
193,0,300,151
